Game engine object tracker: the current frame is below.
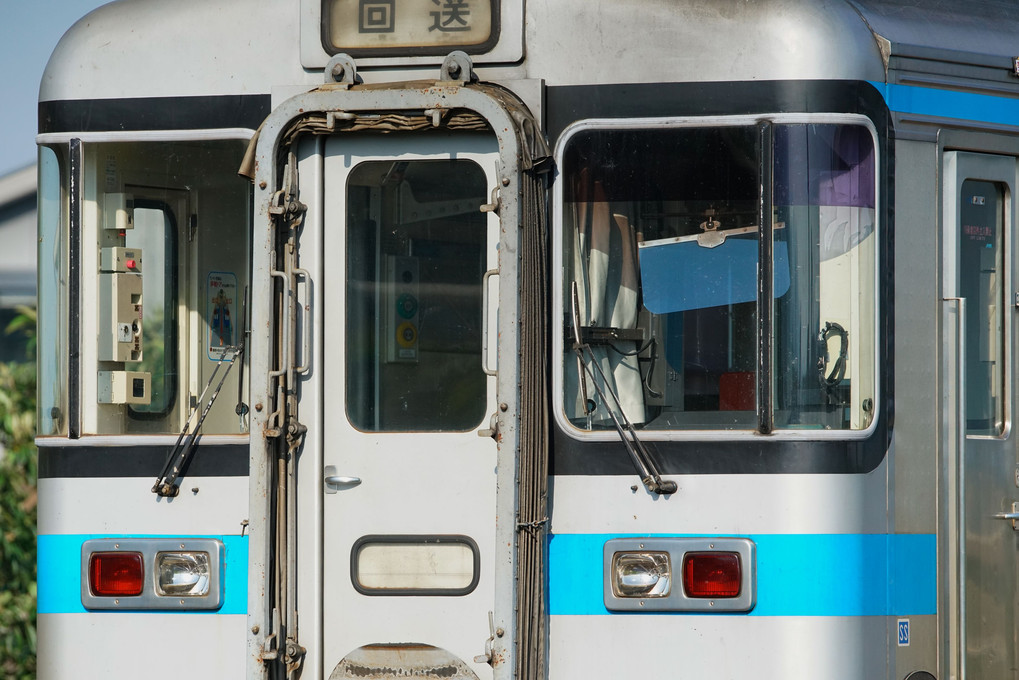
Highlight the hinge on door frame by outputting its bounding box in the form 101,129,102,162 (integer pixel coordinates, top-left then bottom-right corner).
474,611,502,665
480,186,500,215
265,148,309,680
478,412,500,439
266,151,307,438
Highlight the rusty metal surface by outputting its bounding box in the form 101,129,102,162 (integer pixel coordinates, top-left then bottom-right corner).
329,644,480,679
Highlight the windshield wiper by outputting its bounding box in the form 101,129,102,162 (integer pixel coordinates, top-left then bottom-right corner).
570,282,677,496
153,345,242,497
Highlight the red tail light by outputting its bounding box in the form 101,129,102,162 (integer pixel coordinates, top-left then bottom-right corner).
682,552,741,598
89,552,144,596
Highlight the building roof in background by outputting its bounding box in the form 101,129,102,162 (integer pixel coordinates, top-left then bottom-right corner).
0,165,35,205
0,165,38,305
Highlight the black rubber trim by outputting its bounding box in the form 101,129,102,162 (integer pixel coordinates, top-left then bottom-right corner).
39,95,270,134
551,429,885,476
68,139,82,439
757,120,775,434
545,80,888,143
38,442,249,479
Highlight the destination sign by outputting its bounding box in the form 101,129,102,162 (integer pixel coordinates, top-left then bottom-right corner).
323,0,494,53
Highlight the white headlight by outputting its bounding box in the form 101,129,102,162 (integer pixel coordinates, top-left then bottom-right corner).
155,552,211,597
612,551,671,598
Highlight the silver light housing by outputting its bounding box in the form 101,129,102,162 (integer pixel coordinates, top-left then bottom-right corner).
604,537,757,612
81,538,224,610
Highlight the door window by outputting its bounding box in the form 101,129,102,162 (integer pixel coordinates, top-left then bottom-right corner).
959,180,1006,436
126,203,178,416
345,159,489,432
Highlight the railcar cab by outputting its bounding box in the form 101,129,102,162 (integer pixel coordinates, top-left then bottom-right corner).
35,0,1019,678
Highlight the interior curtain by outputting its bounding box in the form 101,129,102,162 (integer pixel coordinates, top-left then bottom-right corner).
565,171,646,426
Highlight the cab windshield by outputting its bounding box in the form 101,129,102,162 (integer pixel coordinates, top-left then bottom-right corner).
560,120,877,433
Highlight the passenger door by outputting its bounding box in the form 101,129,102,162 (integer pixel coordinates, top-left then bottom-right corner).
317,132,501,678
943,150,1019,679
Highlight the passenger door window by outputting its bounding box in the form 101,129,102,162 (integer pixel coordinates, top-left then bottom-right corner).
345,159,490,432
958,179,1005,436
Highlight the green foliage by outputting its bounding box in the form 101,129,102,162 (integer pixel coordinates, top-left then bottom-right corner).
136,307,167,413
4,306,36,362
0,310,37,679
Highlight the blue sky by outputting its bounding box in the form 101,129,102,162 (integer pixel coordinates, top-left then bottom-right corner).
0,1,111,177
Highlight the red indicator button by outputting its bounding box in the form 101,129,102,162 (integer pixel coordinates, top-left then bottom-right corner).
89,552,144,596
125,259,137,270
682,552,741,598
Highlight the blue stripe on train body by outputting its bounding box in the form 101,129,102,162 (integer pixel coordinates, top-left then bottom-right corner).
549,533,936,617
871,80,1019,127
37,534,248,615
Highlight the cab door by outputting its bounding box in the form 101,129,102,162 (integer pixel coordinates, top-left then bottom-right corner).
943,150,1019,679
318,131,500,678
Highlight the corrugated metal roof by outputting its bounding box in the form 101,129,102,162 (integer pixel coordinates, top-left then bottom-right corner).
849,0,1019,67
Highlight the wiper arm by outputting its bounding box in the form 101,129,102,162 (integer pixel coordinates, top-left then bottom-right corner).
235,286,250,427
570,282,676,496
153,345,242,497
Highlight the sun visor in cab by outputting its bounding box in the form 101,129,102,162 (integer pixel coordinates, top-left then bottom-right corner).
638,233,791,314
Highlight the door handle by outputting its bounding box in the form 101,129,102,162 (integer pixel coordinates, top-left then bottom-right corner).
993,502,1019,529
324,465,361,493
325,475,361,486
482,268,499,377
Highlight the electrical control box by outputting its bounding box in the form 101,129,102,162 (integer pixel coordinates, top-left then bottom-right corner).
101,247,143,273
384,255,419,363
97,195,151,405
98,272,144,362
98,370,152,405
103,193,135,231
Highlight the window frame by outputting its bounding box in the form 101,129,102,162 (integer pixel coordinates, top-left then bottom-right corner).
551,113,882,442
125,198,180,420
942,150,1016,442
37,144,70,437
35,129,255,440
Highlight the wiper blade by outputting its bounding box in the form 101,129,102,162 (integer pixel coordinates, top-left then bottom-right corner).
570,282,676,496
153,345,242,497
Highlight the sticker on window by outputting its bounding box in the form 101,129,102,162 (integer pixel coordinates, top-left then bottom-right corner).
207,272,237,359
